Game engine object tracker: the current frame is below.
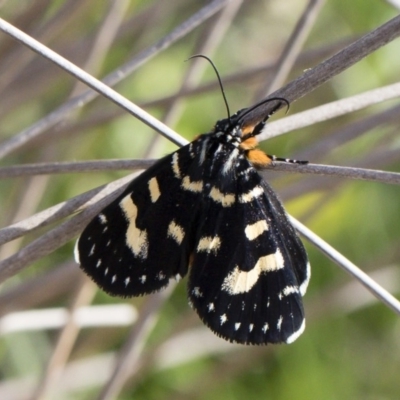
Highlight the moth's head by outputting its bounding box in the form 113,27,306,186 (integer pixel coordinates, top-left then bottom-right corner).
212,108,248,138
211,114,272,168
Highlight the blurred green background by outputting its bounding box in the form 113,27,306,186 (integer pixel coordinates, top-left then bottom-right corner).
0,1,400,399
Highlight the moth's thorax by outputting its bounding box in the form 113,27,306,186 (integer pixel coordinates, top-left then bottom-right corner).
196,120,271,169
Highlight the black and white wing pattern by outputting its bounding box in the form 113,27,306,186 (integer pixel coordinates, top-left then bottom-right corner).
75,106,310,345
187,139,309,344
75,148,202,296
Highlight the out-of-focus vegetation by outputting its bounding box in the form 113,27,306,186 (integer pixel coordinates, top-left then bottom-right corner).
0,1,400,399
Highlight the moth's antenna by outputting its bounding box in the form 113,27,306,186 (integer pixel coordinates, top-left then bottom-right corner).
187,54,231,120
237,97,290,124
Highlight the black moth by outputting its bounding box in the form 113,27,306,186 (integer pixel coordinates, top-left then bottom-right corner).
75,99,310,345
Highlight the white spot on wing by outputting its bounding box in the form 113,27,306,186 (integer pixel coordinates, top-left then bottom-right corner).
245,220,269,241
73,240,80,264
197,235,221,254
120,195,149,259
221,250,285,295
286,319,306,344
99,214,107,224
199,138,209,164
262,323,269,334
125,277,130,286
89,245,95,256
148,177,161,203
210,187,235,207
239,185,264,203
192,287,203,298
167,220,185,244
220,314,228,325
157,271,166,281
96,259,102,268
112,275,117,283
207,303,215,312
299,262,311,296
278,285,299,300
235,322,241,330
139,275,146,284
277,316,283,331
249,324,254,332
171,153,181,178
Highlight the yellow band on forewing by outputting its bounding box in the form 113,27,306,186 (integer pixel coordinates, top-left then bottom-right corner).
239,185,264,203
171,153,181,178
197,235,221,254
167,220,185,244
148,177,161,203
182,176,203,192
120,195,149,259
210,186,235,207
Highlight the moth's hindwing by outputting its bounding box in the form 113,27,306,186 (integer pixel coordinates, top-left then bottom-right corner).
187,149,309,344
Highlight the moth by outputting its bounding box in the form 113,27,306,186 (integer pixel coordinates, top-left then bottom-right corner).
75,76,310,345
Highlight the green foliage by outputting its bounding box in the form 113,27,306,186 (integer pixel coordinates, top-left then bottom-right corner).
1,0,400,399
